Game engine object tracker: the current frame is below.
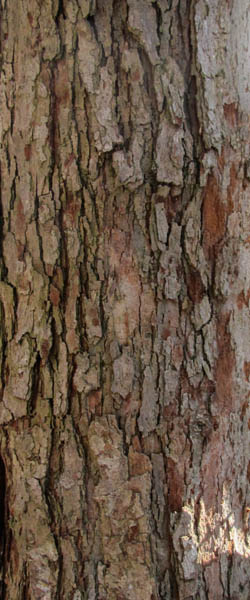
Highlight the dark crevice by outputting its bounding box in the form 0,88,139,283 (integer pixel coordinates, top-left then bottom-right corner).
137,46,159,139
86,12,106,66
55,0,66,25
161,0,173,10
0,166,6,280
154,0,163,46
86,13,95,27
183,76,201,160
28,352,41,416
9,158,18,213
44,427,64,600
58,185,70,334
20,563,29,600
66,359,74,417
34,185,45,270
48,67,58,194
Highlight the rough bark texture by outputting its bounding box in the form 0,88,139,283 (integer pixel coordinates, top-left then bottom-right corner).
0,0,249,598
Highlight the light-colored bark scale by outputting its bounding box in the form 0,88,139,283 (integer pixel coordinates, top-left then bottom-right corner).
0,0,249,598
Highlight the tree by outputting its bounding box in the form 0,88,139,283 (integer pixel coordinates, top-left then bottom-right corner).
0,0,249,598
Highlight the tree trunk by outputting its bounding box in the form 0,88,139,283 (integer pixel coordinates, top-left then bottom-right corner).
0,0,249,598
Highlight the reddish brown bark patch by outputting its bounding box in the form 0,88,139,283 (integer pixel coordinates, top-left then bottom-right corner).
163,403,178,420
13,200,26,244
244,361,250,381
215,351,235,412
50,285,60,306
162,327,171,340
223,102,238,128
201,428,223,511
237,289,250,310
247,461,250,482
87,389,102,416
240,400,248,420
202,174,226,255
155,191,182,224
131,68,141,82
27,12,33,26
24,144,32,161
166,458,183,512
186,268,205,303
41,339,50,362
132,435,141,452
229,162,238,203
54,59,70,107
64,192,81,228
64,153,75,169
215,312,235,413
129,448,152,477
126,523,139,542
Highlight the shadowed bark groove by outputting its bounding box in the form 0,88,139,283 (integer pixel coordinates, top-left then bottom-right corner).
0,0,249,598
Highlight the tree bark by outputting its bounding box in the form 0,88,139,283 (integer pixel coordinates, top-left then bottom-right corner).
0,0,249,598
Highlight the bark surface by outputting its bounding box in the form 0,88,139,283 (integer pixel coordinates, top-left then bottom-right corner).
0,0,249,598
